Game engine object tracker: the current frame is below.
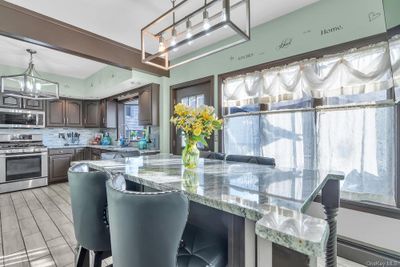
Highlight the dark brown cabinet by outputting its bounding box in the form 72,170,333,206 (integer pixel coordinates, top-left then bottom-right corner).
100,100,117,128
138,84,159,126
90,148,103,160
73,148,86,161
23,99,43,110
46,99,65,127
46,99,83,127
84,101,101,128
65,100,83,127
48,148,74,184
0,94,22,108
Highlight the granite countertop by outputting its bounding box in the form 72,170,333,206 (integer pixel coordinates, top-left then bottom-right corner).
47,144,160,154
82,154,343,257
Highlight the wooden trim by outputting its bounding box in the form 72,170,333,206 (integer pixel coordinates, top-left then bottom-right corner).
170,76,214,154
0,0,168,77
338,237,400,265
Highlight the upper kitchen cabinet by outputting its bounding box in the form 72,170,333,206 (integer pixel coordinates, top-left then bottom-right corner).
46,99,83,127
46,99,65,127
138,84,159,126
65,99,83,127
0,94,22,109
100,99,117,128
83,100,101,128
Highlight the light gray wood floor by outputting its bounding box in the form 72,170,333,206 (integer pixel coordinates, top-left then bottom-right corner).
0,183,364,267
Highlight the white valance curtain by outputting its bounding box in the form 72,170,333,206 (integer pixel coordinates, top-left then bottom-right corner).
223,42,393,109
389,34,400,88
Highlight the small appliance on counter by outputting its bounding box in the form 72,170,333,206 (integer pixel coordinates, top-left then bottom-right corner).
101,132,112,146
0,134,48,193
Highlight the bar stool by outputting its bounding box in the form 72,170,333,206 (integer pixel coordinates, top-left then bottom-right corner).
106,177,189,267
226,154,276,166
68,163,111,267
199,151,226,160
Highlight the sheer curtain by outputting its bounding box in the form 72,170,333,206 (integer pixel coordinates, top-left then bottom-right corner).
222,41,396,206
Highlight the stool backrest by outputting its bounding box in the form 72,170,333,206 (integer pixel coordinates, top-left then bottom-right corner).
68,163,111,251
225,154,276,166
106,179,189,267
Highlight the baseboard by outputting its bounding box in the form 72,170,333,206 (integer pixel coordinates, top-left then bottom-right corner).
338,237,400,266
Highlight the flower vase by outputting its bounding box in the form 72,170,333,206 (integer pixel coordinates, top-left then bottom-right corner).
182,141,200,169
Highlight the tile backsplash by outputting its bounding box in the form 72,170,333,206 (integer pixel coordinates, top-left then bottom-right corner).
0,128,117,147
0,126,160,149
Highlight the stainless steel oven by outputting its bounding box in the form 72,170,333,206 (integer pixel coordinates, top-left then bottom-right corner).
0,151,48,183
0,108,45,128
0,134,48,193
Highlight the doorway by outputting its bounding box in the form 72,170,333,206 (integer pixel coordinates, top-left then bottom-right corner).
170,76,214,155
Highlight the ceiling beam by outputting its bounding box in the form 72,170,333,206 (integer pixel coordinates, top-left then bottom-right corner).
0,0,169,77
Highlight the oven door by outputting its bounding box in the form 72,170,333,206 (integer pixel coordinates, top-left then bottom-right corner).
0,108,45,128
0,152,48,183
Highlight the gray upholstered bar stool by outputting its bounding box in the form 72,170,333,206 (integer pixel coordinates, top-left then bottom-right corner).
199,151,226,160
226,154,276,166
106,177,189,267
68,163,111,267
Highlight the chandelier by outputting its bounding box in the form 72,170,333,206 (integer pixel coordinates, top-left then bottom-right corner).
141,0,250,70
1,49,59,100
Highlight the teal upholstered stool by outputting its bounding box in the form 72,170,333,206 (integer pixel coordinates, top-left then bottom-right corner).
106,177,189,267
68,163,111,267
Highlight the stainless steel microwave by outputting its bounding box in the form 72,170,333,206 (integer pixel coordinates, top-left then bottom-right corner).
0,108,45,128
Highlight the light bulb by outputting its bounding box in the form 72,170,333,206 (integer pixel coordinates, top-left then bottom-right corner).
171,27,177,46
35,83,41,91
221,8,227,21
203,10,210,30
158,36,165,52
26,81,33,91
19,81,25,91
186,19,192,39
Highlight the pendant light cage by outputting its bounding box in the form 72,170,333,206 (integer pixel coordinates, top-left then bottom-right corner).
141,0,250,70
0,49,60,100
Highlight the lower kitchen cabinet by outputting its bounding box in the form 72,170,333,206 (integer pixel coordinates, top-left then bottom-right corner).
48,149,74,184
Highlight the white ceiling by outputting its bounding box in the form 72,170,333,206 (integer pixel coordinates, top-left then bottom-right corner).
1,0,319,77
5,0,319,48
0,35,106,79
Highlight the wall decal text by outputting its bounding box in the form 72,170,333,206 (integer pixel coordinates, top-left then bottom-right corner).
321,25,344,35
276,38,293,50
368,11,381,22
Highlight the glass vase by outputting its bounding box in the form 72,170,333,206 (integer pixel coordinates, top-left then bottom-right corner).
182,141,200,169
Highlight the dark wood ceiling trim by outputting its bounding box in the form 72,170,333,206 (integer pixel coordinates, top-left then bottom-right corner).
0,0,169,77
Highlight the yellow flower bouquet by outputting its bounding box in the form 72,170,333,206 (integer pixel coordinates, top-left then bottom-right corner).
170,103,222,168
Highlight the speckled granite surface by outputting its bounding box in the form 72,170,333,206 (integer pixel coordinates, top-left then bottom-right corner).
81,154,343,257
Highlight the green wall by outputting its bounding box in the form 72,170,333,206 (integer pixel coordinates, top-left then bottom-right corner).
383,0,400,29
159,0,387,153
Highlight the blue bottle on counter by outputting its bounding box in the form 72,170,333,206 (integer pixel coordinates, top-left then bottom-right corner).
138,139,147,150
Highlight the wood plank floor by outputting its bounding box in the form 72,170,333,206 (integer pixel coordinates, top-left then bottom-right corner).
0,183,364,267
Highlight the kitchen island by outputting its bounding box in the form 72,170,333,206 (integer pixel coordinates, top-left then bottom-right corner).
82,154,343,267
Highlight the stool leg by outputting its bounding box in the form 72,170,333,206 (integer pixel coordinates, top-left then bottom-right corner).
75,245,88,267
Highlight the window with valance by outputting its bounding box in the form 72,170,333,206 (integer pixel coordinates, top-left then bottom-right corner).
222,41,397,206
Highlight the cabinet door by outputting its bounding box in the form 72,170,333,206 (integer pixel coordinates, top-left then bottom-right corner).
84,101,100,128
48,154,73,184
0,94,21,108
46,99,65,127
100,100,117,128
138,88,152,125
73,148,85,161
23,99,43,110
65,100,83,127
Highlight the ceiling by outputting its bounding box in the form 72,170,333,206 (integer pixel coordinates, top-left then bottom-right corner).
0,35,106,79
1,0,319,77
4,0,319,49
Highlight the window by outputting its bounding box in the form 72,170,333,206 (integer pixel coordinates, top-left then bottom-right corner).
124,99,144,141
222,41,397,207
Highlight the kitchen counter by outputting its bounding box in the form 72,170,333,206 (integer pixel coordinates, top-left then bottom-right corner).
81,154,343,258
47,144,160,155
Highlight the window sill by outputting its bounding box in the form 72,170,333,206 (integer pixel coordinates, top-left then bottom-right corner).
314,195,400,220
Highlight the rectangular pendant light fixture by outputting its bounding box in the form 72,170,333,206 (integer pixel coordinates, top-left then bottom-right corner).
141,0,250,70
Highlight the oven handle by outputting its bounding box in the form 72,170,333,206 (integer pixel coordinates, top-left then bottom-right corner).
0,153,47,158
